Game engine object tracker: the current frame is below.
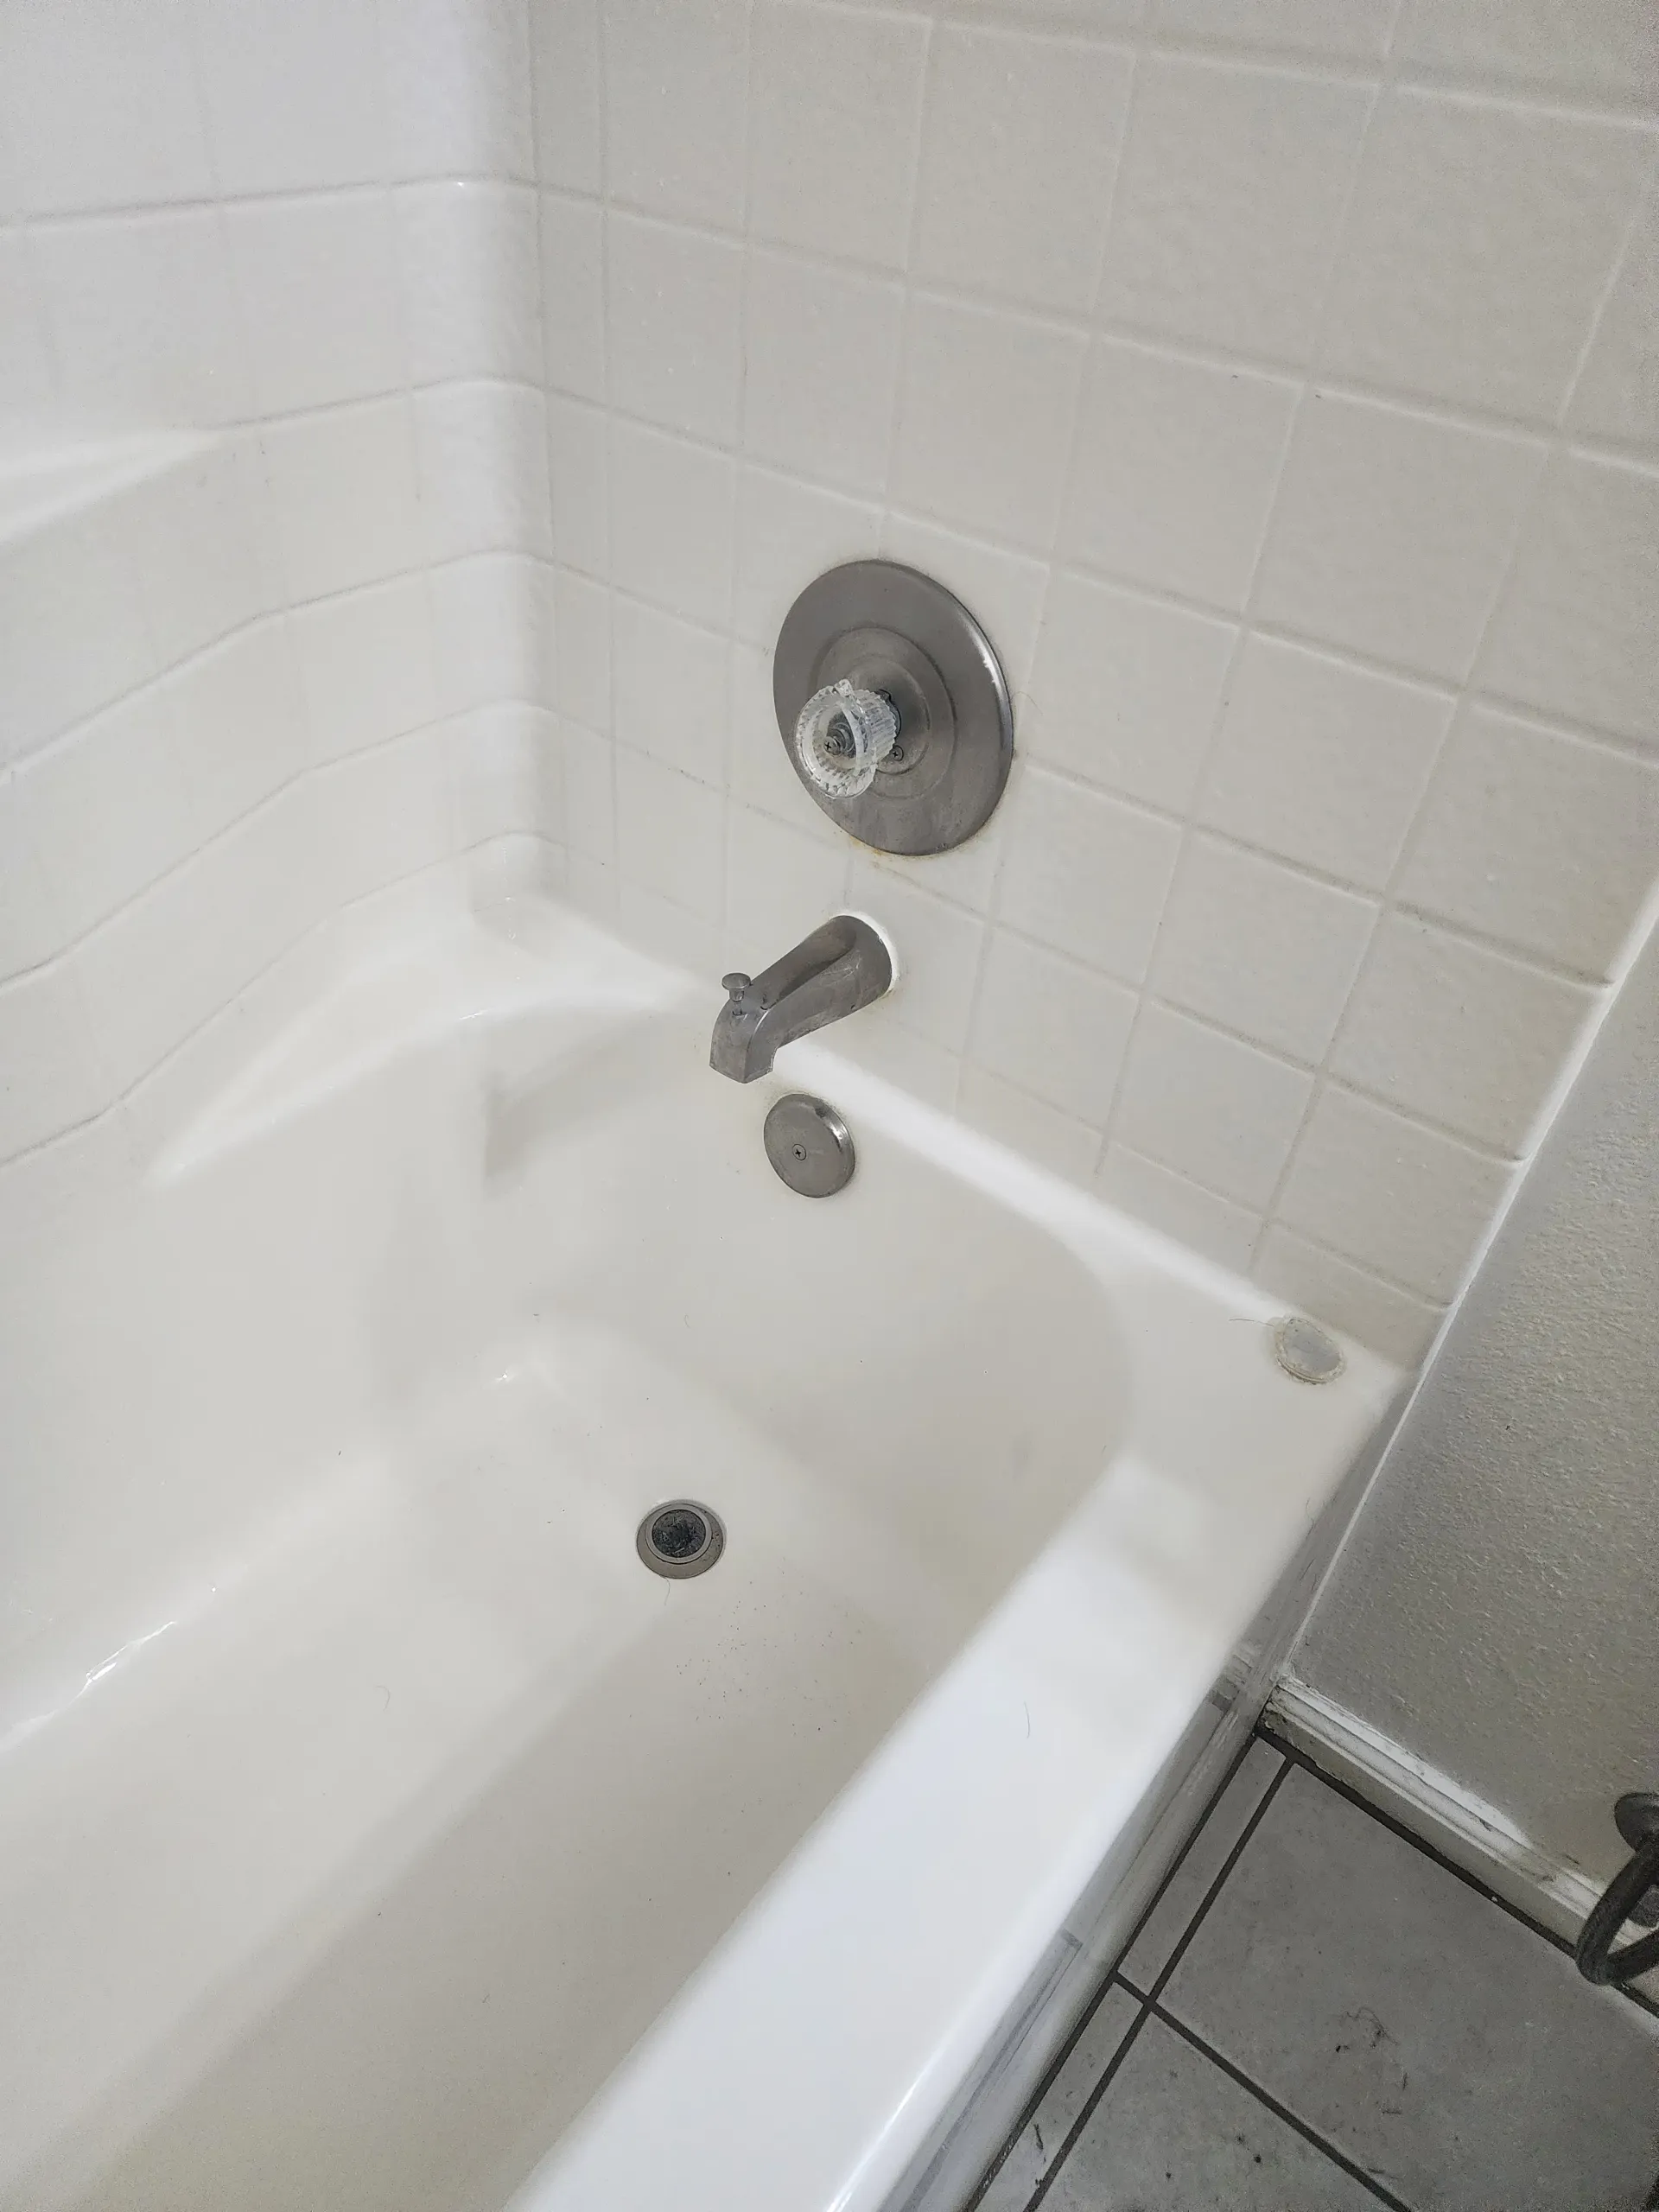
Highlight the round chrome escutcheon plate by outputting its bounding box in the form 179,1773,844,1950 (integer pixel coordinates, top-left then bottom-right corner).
764,1093,855,1198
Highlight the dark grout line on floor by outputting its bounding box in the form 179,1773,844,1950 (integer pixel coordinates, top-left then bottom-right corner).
964,1727,1274,2212
1257,1725,1659,2026
1020,2000,1152,2212
1019,1751,1295,2212
1141,1995,1416,2212
1132,1751,1290,2011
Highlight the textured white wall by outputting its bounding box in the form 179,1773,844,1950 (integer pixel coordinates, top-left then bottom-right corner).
1293,912,1659,1891
532,0,1659,1363
0,0,563,1189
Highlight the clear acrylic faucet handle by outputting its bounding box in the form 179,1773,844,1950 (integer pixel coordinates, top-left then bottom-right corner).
794,679,899,799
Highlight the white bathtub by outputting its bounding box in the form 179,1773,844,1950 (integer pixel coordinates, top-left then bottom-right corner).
0,887,1397,2212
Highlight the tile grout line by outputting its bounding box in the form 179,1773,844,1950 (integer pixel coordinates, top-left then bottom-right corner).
1138,1749,1292,2011
1260,1726,1659,2024
1143,1999,1417,2212
1021,1751,1294,2211
1020,2000,1154,2212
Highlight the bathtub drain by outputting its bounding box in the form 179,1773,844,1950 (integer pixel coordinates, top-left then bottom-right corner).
636,1500,726,1580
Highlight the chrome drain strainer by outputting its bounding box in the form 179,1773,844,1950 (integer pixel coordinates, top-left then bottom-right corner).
636,1499,725,1580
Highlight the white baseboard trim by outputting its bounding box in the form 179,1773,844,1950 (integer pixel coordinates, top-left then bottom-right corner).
1267,1676,1602,1947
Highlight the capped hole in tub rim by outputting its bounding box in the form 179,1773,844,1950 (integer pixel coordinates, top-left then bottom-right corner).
637,1500,726,1579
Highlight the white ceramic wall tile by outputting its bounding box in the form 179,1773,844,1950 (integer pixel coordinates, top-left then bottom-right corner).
553,569,613,730
401,183,544,385
997,769,1181,983
1025,569,1236,812
1393,0,1659,111
1064,338,1297,609
612,598,729,786
1152,836,1378,1064
17,690,194,944
1198,635,1450,891
847,861,988,1052
1115,1001,1313,1206
607,213,743,444
733,468,883,647
1100,56,1370,360
604,0,750,229
0,775,67,979
429,553,544,712
165,620,312,839
614,745,726,919
0,0,213,216
1477,452,1659,748
616,879,722,977
0,235,54,413
227,194,404,417
537,194,607,401
315,726,453,903
947,0,1147,28
194,0,387,194
1323,91,1651,421
546,394,611,572
447,701,553,848
112,438,280,671
913,25,1133,313
743,251,906,496
893,296,1088,548
1150,0,1398,60
725,805,850,969
261,397,423,602
415,381,551,561
1570,180,1659,449
969,931,1136,1125
1332,913,1598,1154
750,1,930,270
859,823,1007,925
380,0,535,182
0,963,110,1160
1094,1142,1262,1273
1278,1082,1511,1300
34,209,253,428
958,1065,1103,1185
1255,393,1546,682
73,823,270,1100
560,717,616,864
0,512,156,765
608,419,735,626
1254,1225,1442,1366
532,0,603,194
289,577,441,761
1398,704,1659,978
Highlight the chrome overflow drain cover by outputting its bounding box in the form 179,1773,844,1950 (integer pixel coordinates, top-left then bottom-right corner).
764,1092,855,1198
1270,1314,1346,1385
636,1499,725,1580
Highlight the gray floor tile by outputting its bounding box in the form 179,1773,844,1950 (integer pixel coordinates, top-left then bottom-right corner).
1164,1763,1659,2211
1042,2012,1381,2211
1118,1738,1285,1993
976,1986,1141,2212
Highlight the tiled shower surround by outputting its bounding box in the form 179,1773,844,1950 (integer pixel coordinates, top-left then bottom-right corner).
540,0,1659,1361
2,0,1657,1366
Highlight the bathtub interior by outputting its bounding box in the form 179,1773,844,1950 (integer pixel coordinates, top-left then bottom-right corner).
0,901,1135,2212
